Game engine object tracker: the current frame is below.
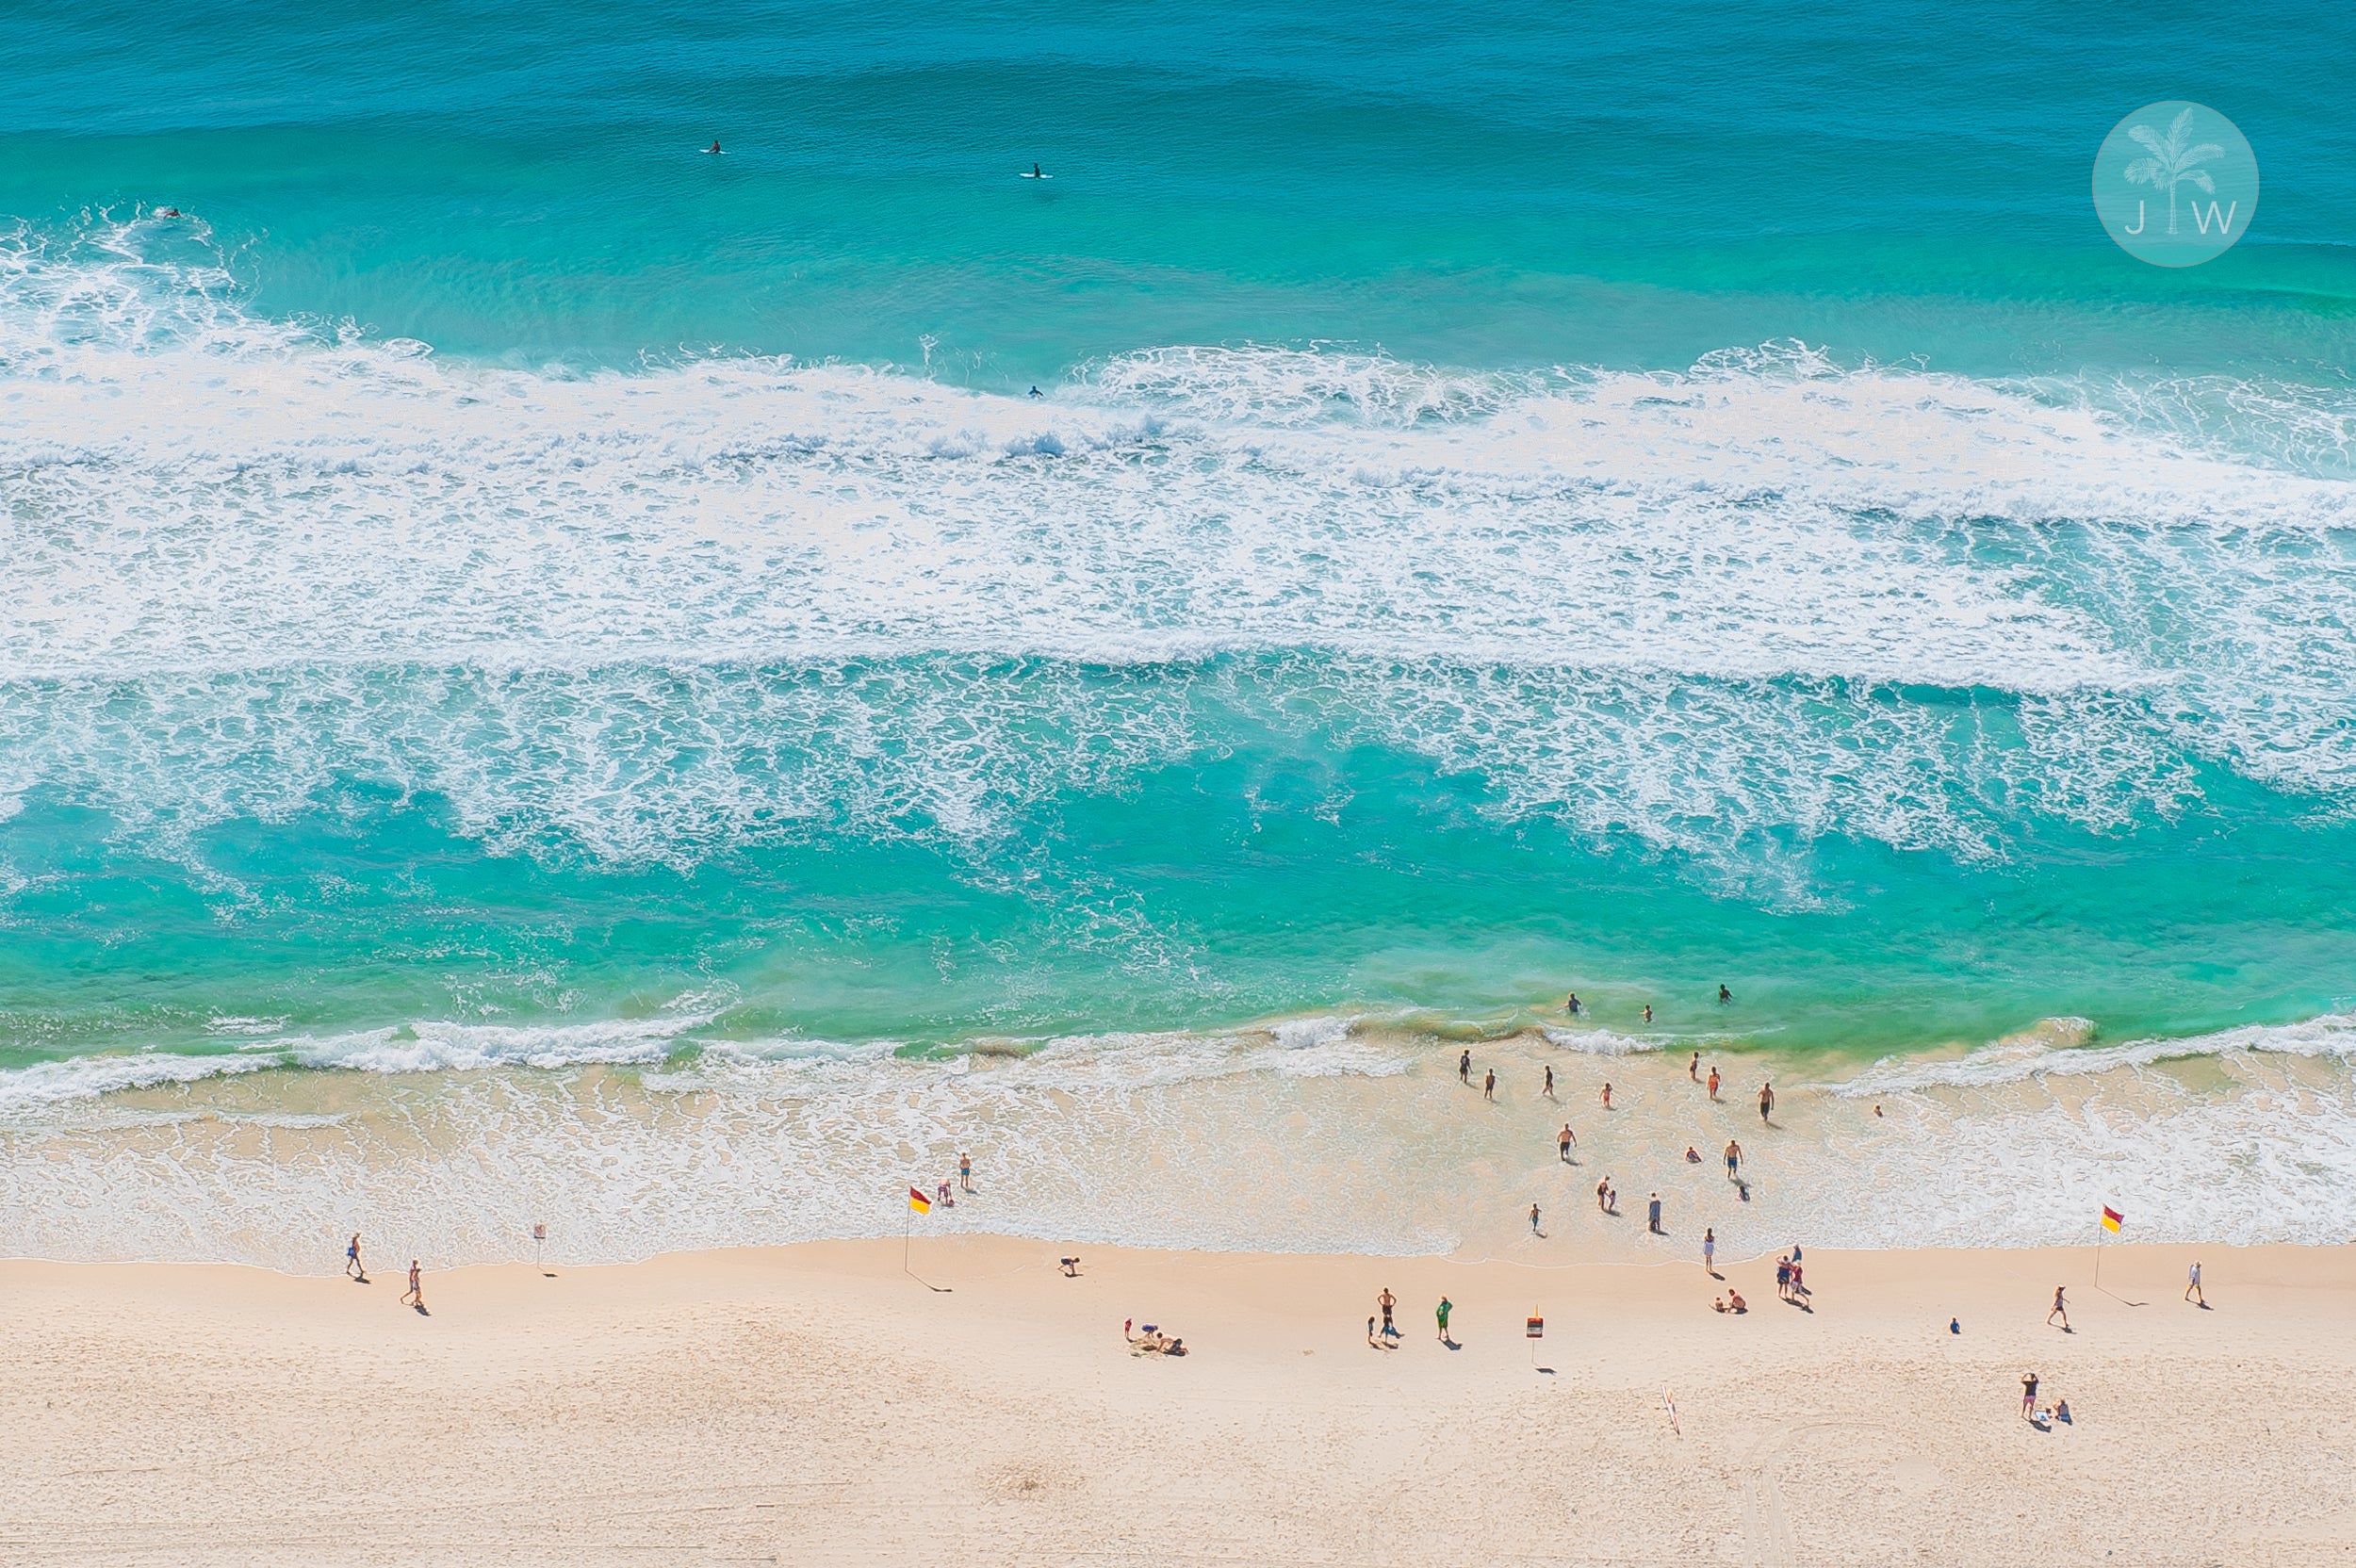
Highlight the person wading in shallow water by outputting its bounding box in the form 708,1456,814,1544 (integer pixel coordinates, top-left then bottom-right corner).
1759,1082,1775,1124
1460,1050,1472,1086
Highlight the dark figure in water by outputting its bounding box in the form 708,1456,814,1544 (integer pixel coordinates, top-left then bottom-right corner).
705,140,722,155
1718,984,1732,1004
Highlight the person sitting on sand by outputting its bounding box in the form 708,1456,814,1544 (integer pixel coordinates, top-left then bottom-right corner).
2053,1397,2070,1423
1161,1337,1186,1357
1726,1290,1745,1313
1713,1296,1727,1313
1684,1146,1701,1163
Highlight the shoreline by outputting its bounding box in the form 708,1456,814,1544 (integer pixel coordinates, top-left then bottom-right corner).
8,1236,2355,1564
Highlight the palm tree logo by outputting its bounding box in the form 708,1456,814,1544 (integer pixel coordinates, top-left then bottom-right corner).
2122,107,2224,237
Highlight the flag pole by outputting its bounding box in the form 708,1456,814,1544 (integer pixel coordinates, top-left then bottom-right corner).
2092,1222,2102,1290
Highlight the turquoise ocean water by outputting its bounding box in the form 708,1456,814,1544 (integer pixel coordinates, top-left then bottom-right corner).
5,1,2356,1260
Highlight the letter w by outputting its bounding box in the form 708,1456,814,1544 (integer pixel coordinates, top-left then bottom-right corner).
2191,200,2239,237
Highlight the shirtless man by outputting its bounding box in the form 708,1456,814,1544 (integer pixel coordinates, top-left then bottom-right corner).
1758,1081,1775,1124
1558,1123,1576,1163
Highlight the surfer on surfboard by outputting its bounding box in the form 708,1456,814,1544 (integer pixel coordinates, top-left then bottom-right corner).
705,140,723,155
1023,162,1049,178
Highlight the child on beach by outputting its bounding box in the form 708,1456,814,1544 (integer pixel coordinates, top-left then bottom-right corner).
402,1260,424,1312
1708,1066,1720,1099
1703,1228,1716,1275
1483,1068,1496,1102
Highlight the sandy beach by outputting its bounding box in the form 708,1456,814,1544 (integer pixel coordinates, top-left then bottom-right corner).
6,1236,2350,1566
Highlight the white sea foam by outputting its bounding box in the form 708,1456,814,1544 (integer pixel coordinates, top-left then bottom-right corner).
5,220,2355,891
280,1012,712,1074
0,1050,270,1114
1839,1011,2356,1094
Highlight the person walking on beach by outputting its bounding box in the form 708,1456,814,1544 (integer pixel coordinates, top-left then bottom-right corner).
1460,1050,1472,1086
402,1260,423,1311
1378,1287,1397,1337
1435,1296,1452,1342
2021,1370,2039,1419
1483,1068,1496,1102
1646,1193,1662,1235
2048,1285,2070,1331
1758,1082,1775,1124
1724,1139,1743,1181
1708,1065,1720,1099
1530,1202,1543,1236
1558,1123,1576,1163
1689,1051,1699,1082
958,1152,973,1192
1703,1227,1717,1276
1543,1064,1556,1099
1600,1082,1612,1110
345,1233,367,1282
2186,1260,2205,1306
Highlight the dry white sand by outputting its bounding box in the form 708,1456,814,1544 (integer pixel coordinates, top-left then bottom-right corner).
5,1237,2351,1566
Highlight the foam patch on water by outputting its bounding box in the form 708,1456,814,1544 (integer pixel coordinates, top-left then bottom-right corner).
280,1013,712,1074
5,218,2356,902
1840,1011,2356,1093
0,1050,270,1114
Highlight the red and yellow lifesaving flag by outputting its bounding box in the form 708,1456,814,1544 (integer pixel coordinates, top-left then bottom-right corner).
908,1186,931,1215
2100,1205,2123,1233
